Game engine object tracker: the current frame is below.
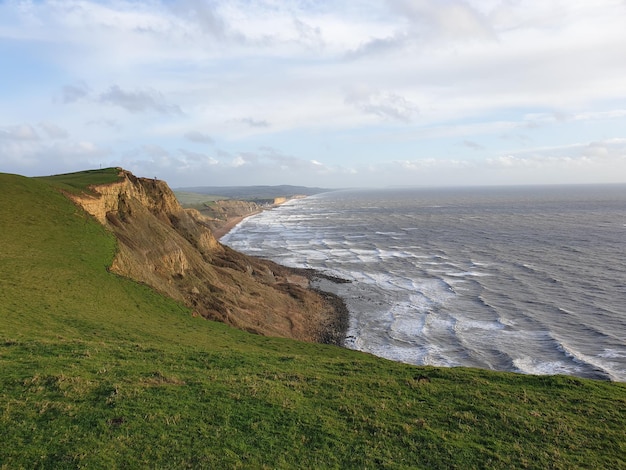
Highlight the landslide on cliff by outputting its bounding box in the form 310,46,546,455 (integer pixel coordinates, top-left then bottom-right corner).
70,169,343,343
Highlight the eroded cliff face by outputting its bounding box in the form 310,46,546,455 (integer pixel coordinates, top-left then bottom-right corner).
70,169,343,343
201,200,261,221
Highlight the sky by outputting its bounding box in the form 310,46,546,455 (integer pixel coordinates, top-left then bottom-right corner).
2,0,626,189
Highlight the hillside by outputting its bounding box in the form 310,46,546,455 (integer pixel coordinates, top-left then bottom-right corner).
1,169,625,468
64,168,345,344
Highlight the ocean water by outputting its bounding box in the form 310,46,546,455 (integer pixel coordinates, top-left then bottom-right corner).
222,185,626,381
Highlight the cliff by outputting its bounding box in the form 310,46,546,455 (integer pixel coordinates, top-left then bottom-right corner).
69,169,346,343
200,199,262,222
191,199,264,236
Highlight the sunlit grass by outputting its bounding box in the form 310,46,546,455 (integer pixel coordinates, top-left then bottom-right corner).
37,167,122,193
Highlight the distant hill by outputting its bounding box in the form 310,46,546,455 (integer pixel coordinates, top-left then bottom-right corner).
174,184,331,201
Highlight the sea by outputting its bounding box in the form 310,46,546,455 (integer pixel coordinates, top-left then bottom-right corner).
222,185,626,381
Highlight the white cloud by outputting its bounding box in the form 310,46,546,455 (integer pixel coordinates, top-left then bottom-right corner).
99,86,182,115
462,140,484,151
86,118,121,131
0,124,40,141
387,0,496,42
2,0,626,186
61,83,90,104
486,155,536,169
178,149,218,165
394,158,472,171
237,118,270,128
345,87,419,122
0,136,110,174
184,131,214,144
486,139,626,173
168,0,229,39
231,155,247,167
39,122,69,139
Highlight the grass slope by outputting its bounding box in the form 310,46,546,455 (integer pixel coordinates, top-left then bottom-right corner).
1,170,625,469
36,167,122,194
173,191,227,206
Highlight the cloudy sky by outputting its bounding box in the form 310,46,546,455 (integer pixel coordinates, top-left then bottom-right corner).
2,0,626,188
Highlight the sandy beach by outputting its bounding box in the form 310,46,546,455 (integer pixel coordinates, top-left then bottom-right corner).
212,198,297,240
213,211,262,240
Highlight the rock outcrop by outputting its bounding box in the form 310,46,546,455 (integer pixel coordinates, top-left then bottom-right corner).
70,169,346,344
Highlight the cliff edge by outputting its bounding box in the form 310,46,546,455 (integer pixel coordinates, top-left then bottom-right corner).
70,169,346,344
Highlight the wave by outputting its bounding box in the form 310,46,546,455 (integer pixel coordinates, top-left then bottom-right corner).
554,336,624,381
223,186,626,381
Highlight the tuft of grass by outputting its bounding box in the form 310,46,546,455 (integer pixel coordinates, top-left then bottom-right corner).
1,171,625,468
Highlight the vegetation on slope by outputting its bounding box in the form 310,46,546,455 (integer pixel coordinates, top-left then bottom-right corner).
173,191,228,206
1,170,625,468
37,167,122,193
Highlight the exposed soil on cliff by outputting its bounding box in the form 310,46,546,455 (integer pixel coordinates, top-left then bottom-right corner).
69,169,348,345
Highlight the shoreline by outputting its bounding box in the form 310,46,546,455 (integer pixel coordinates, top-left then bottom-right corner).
213,210,263,240
213,196,304,240
290,267,351,346
215,207,351,347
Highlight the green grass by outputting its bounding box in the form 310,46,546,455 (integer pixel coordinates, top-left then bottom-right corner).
37,167,122,194
174,191,227,207
1,170,625,469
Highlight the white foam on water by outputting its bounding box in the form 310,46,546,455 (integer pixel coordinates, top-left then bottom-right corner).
470,260,490,266
556,338,624,381
422,315,456,335
375,231,404,239
225,187,626,382
348,248,380,264
353,336,459,368
359,271,406,291
512,356,579,376
455,320,505,331
295,249,329,262
389,305,427,341
328,248,357,259
421,345,461,367
599,348,626,359
444,271,492,278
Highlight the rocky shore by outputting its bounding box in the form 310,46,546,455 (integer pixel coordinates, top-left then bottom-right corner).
282,266,351,346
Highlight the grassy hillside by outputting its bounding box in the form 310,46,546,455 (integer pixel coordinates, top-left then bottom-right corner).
173,191,227,206
1,170,625,469
36,167,122,193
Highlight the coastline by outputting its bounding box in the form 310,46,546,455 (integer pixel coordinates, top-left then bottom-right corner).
215,206,351,347
213,210,262,240
213,195,305,240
